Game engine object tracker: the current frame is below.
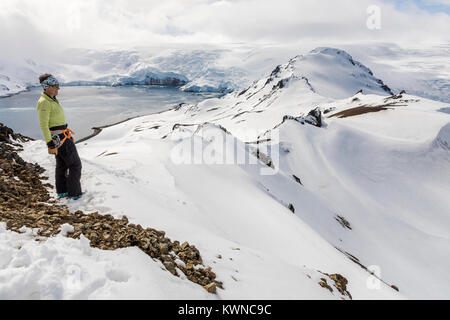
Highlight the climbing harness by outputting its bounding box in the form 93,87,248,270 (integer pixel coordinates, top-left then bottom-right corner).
50,128,75,148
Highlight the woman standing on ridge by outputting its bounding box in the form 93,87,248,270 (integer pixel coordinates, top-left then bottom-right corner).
36,74,82,200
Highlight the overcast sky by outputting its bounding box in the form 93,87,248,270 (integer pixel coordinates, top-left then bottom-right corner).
1,0,449,61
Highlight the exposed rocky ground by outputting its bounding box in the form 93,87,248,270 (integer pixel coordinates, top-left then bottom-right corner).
318,272,352,300
0,123,222,294
327,94,420,119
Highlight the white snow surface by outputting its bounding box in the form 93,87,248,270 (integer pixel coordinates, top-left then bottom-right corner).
2,50,450,300
0,223,212,299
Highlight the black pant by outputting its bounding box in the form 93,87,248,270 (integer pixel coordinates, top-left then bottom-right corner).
55,138,82,197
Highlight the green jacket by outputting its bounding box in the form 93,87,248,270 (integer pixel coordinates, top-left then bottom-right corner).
37,93,67,144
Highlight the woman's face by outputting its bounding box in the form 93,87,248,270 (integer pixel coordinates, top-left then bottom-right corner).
45,84,60,97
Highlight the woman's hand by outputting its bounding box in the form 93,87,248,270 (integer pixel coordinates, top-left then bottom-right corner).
48,147,58,155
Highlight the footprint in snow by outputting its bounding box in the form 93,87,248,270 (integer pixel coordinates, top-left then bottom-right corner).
105,269,130,283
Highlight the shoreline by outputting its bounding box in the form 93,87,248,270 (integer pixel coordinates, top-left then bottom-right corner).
1,86,222,144
75,103,187,144
0,87,32,99
1,84,228,99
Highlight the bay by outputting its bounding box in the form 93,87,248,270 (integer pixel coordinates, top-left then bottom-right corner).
0,86,218,140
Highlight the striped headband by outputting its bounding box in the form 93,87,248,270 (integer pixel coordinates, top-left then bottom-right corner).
41,76,60,90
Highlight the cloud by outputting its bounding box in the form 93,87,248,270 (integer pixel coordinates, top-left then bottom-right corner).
423,0,450,6
0,0,449,57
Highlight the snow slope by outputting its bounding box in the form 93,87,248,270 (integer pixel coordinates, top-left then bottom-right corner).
4,48,450,299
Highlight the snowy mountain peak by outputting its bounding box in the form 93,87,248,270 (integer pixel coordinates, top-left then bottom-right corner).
308,47,376,78
310,47,355,61
229,47,395,121
263,47,393,99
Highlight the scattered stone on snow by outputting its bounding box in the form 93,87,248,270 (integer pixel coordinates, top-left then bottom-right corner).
318,272,352,300
335,214,352,230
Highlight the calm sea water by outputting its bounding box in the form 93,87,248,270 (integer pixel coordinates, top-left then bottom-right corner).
0,86,218,140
